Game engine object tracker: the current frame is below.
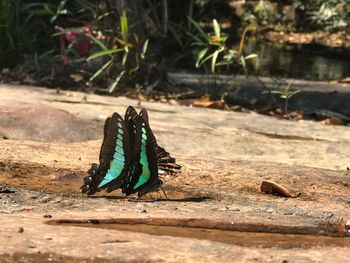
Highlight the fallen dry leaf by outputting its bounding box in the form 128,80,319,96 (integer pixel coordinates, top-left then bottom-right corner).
321,117,344,126
260,180,300,198
339,77,350,84
192,95,225,110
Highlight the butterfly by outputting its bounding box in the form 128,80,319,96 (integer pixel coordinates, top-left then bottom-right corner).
81,106,181,197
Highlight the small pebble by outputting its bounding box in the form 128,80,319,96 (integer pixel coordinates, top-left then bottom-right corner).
18,227,24,233
43,214,52,218
136,203,144,210
267,208,275,213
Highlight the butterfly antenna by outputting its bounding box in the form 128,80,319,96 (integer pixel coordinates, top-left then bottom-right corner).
160,187,169,200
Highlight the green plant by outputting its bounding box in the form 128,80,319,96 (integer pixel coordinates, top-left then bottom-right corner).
0,0,69,68
307,3,347,30
1,0,263,94
263,78,301,114
252,0,275,25
22,0,70,23
189,18,257,76
292,0,350,31
87,11,149,93
0,0,22,67
0,0,12,65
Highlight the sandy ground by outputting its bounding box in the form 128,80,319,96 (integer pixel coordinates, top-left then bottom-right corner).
0,84,349,262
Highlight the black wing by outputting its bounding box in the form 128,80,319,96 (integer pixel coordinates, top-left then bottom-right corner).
122,112,162,197
155,145,182,177
81,112,130,195
130,106,181,177
124,106,138,149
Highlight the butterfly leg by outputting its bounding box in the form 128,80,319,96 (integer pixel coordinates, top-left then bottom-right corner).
160,187,169,200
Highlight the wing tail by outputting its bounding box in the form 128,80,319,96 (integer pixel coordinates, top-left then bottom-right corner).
155,145,181,177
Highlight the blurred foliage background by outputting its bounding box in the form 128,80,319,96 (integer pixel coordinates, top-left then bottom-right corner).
0,0,350,91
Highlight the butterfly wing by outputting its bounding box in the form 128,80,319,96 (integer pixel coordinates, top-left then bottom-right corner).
139,108,181,177
155,145,182,177
81,112,130,195
122,112,162,197
124,106,138,149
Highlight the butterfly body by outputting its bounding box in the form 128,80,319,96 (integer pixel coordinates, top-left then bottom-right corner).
81,106,181,197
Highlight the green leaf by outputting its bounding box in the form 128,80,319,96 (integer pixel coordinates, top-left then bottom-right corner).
58,9,68,15
262,90,284,95
244,22,258,33
120,11,128,41
211,49,219,73
168,25,183,47
213,19,220,38
245,54,258,60
195,48,208,68
22,3,51,12
187,0,194,31
109,71,125,93
208,39,222,46
129,59,140,74
190,39,206,46
87,35,108,51
254,0,264,13
87,48,123,61
216,60,235,66
198,52,215,68
223,49,238,62
289,90,301,98
57,0,67,12
96,11,112,22
141,39,149,59
187,17,207,40
43,4,54,15
186,31,206,46
121,52,128,66
88,59,113,83
50,0,68,22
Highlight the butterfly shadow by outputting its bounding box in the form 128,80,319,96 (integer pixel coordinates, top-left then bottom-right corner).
128,196,215,203
87,195,126,200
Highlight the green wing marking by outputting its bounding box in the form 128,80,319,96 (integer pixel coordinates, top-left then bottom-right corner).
97,117,126,188
133,125,151,189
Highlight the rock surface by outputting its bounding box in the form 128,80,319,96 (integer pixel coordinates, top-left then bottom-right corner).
0,84,349,262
